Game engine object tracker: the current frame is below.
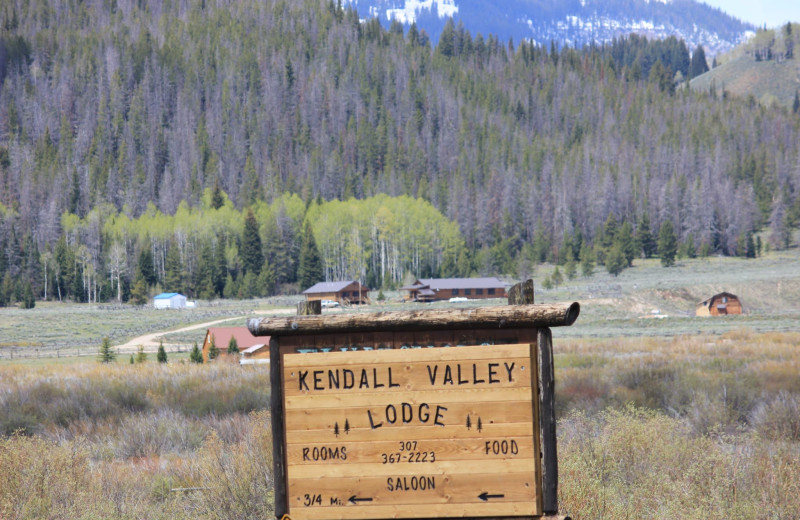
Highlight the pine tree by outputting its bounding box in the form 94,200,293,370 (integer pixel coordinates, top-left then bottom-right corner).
580,242,595,278
241,209,263,276
637,213,656,258
227,336,239,354
605,243,626,277
297,222,323,290
689,45,709,78
618,221,636,267
658,221,678,267
98,337,116,363
20,281,35,309
157,340,167,363
190,342,203,363
135,345,147,363
208,335,220,360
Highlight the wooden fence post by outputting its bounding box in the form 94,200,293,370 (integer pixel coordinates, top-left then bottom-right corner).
296,300,321,316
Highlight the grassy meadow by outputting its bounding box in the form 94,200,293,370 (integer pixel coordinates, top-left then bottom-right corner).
1,252,799,518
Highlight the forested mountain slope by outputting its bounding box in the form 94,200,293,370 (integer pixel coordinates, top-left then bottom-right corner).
691,23,800,109
352,0,754,55
0,0,799,302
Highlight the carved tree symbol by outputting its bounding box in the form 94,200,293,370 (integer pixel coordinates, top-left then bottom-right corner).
466,415,472,430
344,419,351,434
334,422,340,437
477,417,483,432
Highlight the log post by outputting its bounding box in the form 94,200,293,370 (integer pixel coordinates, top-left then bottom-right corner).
270,336,288,518
296,299,321,316
508,279,558,515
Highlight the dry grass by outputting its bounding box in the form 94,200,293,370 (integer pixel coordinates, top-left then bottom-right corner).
1,331,800,518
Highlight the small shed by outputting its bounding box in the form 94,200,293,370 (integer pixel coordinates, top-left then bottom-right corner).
240,343,271,365
401,277,506,302
202,327,266,362
302,281,370,305
154,292,187,309
696,292,743,316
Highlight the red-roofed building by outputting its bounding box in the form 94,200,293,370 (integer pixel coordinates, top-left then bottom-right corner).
202,327,268,362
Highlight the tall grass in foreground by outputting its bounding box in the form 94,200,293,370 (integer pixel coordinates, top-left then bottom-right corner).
1,331,799,518
559,406,800,518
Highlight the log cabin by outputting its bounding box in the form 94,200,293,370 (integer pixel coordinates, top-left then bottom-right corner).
401,277,507,302
302,280,370,305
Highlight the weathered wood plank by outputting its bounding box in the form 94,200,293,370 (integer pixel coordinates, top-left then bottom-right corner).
287,502,541,520
537,328,558,515
248,303,579,337
285,436,536,465
284,422,535,443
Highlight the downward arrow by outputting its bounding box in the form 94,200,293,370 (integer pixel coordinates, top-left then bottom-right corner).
478,492,505,501
349,496,373,504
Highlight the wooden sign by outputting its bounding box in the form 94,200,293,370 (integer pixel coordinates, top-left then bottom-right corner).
249,296,580,520
282,343,541,520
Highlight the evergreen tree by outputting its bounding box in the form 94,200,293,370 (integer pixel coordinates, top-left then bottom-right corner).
98,336,116,363
136,245,157,287
618,221,636,267
135,345,147,363
211,180,225,209
157,340,167,363
241,209,263,276
689,45,709,78
164,241,183,293
227,336,239,354
658,221,678,267
550,266,563,288
605,243,626,277
637,213,657,258
257,258,277,297
20,281,35,309
297,222,323,290
580,242,595,278
564,249,577,280
130,274,149,305
190,342,203,363
208,335,220,360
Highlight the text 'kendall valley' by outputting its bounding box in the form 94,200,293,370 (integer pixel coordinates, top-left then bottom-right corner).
297,362,519,391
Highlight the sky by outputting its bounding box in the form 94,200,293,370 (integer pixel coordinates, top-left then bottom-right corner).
700,0,800,28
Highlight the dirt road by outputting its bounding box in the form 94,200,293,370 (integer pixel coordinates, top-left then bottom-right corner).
114,308,295,354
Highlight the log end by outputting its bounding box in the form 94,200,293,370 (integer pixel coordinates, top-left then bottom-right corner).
564,301,580,326
248,317,263,336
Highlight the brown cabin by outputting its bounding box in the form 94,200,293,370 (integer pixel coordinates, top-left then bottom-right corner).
202,327,268,362
695,292,743,316
302,280,370,305
400,277,507,302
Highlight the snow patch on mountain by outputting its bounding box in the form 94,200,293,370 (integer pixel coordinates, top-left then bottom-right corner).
382,0,458,24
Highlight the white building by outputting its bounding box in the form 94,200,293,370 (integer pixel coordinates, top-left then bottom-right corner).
153,292,187,309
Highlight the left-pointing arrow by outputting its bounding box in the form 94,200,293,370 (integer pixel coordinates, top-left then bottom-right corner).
478,492,505,501
349,496,373,504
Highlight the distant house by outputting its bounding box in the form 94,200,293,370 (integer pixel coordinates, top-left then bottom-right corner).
401,278,506,302
202,327,267,362
302,281,370,305
154,292,187,309
696,292,743,316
